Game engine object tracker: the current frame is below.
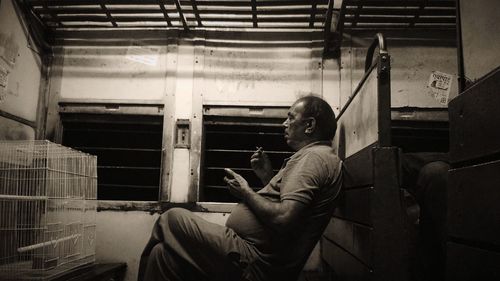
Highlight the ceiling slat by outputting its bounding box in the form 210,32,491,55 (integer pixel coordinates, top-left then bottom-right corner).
343,0,456,8
344,16,456,24
48,15,326,23
344,8,456,16
34,7,328,15
53,24,322,30
28,0,329,7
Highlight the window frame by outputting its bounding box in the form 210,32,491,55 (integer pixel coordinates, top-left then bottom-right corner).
57,100,169,204
198,105,291,203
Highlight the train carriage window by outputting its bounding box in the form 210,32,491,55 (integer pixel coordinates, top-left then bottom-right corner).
391,120,449,153
60,112,163,201
202,108,294,203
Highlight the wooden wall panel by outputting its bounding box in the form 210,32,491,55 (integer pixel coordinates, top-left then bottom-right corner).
449,67,500,164
343,145,374,189
447,58,500,280
448,159,500,245
371,147,410,281
332,187,373,226
322,237,373,281
337,70,379,158
323,217,373,266
446,242,500,281
323,147,410,281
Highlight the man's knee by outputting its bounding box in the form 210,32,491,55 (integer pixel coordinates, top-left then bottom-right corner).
159,207,188,224
150,243,166,260
418,161,449,189
417,161,449,224
158,207,194,237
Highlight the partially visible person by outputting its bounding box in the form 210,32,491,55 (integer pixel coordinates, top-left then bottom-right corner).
138,95,343,281
402,152,449,281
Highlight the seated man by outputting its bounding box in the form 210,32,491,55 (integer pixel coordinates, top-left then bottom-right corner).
137,95,343,281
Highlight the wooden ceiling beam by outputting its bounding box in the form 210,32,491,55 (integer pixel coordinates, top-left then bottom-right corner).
251,0,257,28
190,0,202,27
100,1,117,27
157,0,173,27
309,0,317,28
409,0,427,27
323,0,334,33
350,4,362,27
172,0,189,30
323,0,334,56
41,2,62,27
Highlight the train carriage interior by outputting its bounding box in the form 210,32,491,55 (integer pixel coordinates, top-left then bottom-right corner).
0,0,499,280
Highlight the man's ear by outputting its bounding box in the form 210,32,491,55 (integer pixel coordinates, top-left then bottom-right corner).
305,118,316,134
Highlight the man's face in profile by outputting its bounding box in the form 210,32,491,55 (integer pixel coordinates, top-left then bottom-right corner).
283,101,309,151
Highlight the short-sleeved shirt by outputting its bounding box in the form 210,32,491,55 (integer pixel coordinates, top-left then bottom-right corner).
225,141,343,281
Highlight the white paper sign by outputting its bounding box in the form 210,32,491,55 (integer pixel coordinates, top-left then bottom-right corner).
428,71,453,105
0,32,19,66
0,64,9,88
0,87,5,103
126,41,160,66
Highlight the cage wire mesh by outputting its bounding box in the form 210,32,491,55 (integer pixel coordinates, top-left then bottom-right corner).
0,140,97,280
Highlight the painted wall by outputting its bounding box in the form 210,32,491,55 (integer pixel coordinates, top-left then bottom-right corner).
0,0,41,139
338,33,458,109
58,44,168,101
203,45,322,106
460,0,500,82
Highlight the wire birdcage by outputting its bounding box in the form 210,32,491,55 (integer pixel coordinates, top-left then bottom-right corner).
0,140,97,280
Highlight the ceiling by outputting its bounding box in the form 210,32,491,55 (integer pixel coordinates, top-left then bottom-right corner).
24,0,331,30
16,0,457,53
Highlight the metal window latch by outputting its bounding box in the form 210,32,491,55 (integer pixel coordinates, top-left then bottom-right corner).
175,119,190,148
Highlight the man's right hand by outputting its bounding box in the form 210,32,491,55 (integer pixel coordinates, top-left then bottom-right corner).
250,147,274,185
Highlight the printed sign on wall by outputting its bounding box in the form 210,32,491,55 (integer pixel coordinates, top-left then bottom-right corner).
0,64,8,103
428,71,453,105
0,64,8,88
0,32,19,67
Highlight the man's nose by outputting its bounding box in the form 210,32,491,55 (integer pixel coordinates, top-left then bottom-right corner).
282,119,289,127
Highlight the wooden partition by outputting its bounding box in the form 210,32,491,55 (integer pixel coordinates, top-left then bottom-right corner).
322,34,412,281
446,66,500,280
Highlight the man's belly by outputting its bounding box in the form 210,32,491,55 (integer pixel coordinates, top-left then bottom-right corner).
225,203,271,247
